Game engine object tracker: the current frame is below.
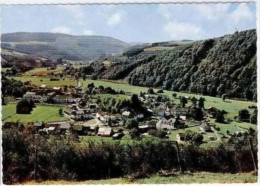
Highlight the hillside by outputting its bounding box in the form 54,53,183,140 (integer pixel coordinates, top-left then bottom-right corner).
1,32,130,60
93,30,256,100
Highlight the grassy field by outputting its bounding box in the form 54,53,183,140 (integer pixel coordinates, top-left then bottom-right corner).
144,46,175,51
1,48,28,57
23,67,64,76
21,172,257,184
2,102,68,123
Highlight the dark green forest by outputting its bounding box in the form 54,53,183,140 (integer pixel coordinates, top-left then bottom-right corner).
90,30,256,100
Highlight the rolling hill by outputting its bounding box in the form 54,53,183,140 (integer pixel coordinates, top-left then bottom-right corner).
91,29,256,100
1,32,130,61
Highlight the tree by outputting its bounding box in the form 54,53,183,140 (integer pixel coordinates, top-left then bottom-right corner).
191,97,197,106
172,93,177,98
188,106,204,120
198,97,205,109
87,82,95,88
16,99,34,114
2,96,6,105
147,88,154,94
215,110,225,123
192,133,204,144
238,109,250,121
180,96,188,108
222,94,227,101
129,128,139,139
250,109,257,124
125,119,138,129
59,108,63,116
131,94,140,105
184,131,203,144
245,89,253,101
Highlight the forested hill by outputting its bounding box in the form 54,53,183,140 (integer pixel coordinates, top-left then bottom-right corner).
127,30,256,100
1,32,129,60
95,30,256,100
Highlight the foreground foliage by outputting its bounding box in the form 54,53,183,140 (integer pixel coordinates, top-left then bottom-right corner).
3,125,257,184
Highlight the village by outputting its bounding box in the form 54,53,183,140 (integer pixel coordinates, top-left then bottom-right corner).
7,77,234,145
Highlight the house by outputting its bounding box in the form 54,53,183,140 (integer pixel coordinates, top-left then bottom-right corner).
97,127,114,137
64,108,76,116
122,111,131,119
40,84,47,89
156,117,186,130
88,103,98,113
135,113,144,120
168,118,186,129
39,126,56,135
41,96,49,102
23,92,42,100
176,133,185,142
138,123,156,133
96,112,106,122
156,118,174,130
200,122,212,132
53,95,75,103
65,107,93,121
72,110,93,121
53,87,61,92
112,132,124,139
34,122,44,129
46,122,71,132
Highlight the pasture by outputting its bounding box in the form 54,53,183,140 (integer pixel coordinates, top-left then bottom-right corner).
2,102,68,123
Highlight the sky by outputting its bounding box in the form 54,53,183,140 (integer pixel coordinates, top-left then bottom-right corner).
1,3,256,43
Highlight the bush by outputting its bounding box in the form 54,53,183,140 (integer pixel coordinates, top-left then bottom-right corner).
238,109,250,121
16,99,35,114
148,129,166,138
129,128,139,139
125,119,138,129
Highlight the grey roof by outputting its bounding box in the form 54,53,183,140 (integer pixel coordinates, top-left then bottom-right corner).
47,122,71,129
76,110,85,115
34,122,43,127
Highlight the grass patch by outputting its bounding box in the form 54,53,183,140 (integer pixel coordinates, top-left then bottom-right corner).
21,172,257,184
2,102,68,123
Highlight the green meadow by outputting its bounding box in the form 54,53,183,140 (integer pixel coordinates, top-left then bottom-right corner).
2,102,68,123
22,172,257,184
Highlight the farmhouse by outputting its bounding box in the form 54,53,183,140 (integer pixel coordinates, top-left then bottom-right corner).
122,111,131,119
46,121,71,132
23,92,42,100
34,121,44,129
156,118,174,130
53,95,75,103
40,84,47,89
97,127,114,137
156,117,186,130
138,123,156,133
88,103,98,113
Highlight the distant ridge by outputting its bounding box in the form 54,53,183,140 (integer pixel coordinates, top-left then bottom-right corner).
1,32,130,61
